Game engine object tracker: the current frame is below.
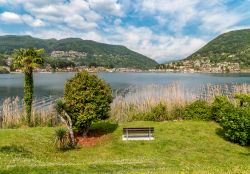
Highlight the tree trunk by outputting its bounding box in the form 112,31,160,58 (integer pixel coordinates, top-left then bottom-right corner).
59,111,75,147
24,69,33,126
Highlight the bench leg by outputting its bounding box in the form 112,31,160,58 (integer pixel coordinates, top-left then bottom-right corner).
148,129,151,140
126,129,128,140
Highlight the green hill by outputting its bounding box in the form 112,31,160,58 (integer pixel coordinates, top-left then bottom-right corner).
0,35,158,69
186,29,250,67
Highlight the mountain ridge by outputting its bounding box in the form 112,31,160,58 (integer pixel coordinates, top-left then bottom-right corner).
0,35,158,69
185,29,250,67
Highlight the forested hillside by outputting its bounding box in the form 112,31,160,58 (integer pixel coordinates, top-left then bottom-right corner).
0,35,158,69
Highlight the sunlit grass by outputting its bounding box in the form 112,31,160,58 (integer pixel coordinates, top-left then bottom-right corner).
0,121,249,173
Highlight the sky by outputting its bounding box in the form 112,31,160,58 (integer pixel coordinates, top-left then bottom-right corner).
0,0,250,63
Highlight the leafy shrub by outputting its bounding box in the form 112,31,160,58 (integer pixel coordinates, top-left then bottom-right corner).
211,96,234,122
219,106,250,146
0,67,9,74
170,105,185,120
127,103,172,121
144,103,169,121
64,71,113,135
234,93,250,107
211,95,250,146
54,127,69,149
184,100,212,120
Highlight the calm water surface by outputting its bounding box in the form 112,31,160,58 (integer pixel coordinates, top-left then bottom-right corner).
1,72,250,103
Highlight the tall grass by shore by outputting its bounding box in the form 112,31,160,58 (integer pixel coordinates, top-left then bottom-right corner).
0,96,59,128
1,82,250,127
110,83,250,122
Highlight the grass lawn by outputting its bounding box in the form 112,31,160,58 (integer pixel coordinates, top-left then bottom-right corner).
0,121,249,174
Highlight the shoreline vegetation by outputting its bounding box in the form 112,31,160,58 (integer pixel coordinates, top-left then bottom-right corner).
1,82,249,127
2,66,250,74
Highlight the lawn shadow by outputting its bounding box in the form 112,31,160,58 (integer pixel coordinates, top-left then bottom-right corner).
0,145,32,157
215,128,233,143
216,128,250,155
215,128,225,138
87,121,118,137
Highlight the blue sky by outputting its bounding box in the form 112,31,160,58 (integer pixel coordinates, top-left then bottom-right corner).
0,0,250,63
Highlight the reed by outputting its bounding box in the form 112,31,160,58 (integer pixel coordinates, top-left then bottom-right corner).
1,82,250,127
0,96,60,128
110,83,250,122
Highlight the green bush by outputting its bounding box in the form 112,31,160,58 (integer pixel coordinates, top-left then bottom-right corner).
234,93,250,107
144,103,169,121
127,103,172,121
211,96,234,122
170,105,185,120
184,100,212,120
0,67,9,74
219,106,250,146
211,95,250,146
64,71,113,135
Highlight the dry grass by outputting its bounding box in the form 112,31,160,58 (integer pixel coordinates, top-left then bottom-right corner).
110,82,250,122
1,82,250,126
0,96,59,128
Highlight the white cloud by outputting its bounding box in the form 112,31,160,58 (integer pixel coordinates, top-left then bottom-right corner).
24,28,103,42
88,0,123,17
139,0,199,32
64,14,97,30
103,26,206,62
0,0,7,4
138,0,242,33
15,0,102,30
200,11,241,33
21,14,45,27
222,25,250,33
0,12,45,27
0,12,22,23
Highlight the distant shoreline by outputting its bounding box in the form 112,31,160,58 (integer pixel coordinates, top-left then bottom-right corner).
3,70,250,74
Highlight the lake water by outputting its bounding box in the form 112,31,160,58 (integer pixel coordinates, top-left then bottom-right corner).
1,72,250,105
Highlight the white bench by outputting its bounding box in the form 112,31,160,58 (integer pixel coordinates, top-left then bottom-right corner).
122,127,154,140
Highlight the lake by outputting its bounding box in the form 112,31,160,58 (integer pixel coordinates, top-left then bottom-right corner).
1,72,250,105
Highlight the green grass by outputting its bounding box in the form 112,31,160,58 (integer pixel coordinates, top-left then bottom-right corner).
0,121,249,174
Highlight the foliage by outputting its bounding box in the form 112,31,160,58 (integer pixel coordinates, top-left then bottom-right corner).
219,106,250,146
170,105,185,120
0,35,158,69
12,48,44,126
54,127,69,149
211,95,250,146
211,96,234,122
45,57,75,69
184,100,212,120
234,93,250,107
0,66,9,74
64,71,113,134
0,54,7,66
127,103,184,122
143,103,169,121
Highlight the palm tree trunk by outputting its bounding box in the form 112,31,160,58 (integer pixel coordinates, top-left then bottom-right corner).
24,68,33,126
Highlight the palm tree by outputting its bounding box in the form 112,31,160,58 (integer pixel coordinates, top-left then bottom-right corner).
12,48,45,126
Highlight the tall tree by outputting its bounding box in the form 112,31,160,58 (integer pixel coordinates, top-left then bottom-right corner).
12,48,44,125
